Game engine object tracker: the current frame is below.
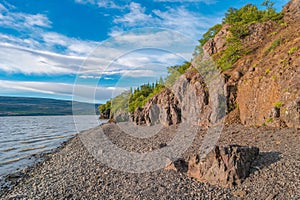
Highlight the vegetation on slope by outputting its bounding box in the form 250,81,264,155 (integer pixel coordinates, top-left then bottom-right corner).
99,1,284,117
198,0,283,71
98,62,191,116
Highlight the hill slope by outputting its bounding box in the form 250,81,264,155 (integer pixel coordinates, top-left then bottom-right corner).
0,96,99,116
127,0,300,128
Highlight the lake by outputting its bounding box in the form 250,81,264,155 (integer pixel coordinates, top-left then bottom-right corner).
0,115,105,179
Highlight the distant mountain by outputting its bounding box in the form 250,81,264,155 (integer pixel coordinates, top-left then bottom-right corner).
0,96,100,116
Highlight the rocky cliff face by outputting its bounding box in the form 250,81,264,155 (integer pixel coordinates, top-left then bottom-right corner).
283,0,300,23
201,2,300,128
131,67,212,127
131,88,181,126
131,0,299,129
234,5,300,128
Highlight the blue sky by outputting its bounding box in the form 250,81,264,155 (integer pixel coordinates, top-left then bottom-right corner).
0,0,289,103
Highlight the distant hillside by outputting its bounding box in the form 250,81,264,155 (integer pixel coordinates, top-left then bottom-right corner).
0,96,100,116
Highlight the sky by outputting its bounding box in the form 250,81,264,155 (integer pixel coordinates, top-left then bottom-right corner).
0,0,289,103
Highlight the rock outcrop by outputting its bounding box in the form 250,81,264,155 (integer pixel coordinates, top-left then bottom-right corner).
187,145,259,188
99,108,110,119
131,88,181,126
131,66,223,127
283,0,300,23
203,24,229,55
201,1,300,128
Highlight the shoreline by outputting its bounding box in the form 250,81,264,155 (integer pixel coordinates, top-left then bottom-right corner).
1,123,299,199
0,134,77,194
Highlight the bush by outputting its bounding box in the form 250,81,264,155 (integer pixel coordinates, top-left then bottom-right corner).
274,101,282,108
288,47,298,55
215,36,244,71
265,37,284,55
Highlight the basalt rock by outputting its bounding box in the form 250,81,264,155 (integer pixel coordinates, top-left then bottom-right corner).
131,89,181,126
283,0,300,24
187,145,259,188
131,66,222,127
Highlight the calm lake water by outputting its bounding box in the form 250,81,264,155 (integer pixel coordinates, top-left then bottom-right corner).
0,115,105,179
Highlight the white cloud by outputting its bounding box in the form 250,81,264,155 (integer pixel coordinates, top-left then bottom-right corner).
74,0,123,9
154,0,217,4
112,4,221,40
0,80,127,102
113,2,153,26
0,4,51,31
152,7,216,39
0,43,84,74
0,3,8,11
41,32,99,56
0,1,204,101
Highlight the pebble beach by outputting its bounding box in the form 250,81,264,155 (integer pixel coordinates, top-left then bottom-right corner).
1,123,299,199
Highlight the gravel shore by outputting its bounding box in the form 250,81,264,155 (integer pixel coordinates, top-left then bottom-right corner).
0,123,299,199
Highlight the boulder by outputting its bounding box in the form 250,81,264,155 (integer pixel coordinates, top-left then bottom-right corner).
282,97,300,128
165,158,188,173
114,111,130,122
187,145,259,188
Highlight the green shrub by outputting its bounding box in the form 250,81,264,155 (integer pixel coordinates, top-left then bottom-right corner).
267,31,278,37
274,101,282,108
98,100,111,113
165,62,191,86
215,36,244,71
265,37,284,55
288,47,298,55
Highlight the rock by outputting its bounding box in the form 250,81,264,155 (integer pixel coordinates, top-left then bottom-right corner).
187,145,259,188
131,89,181,126
232,71,243,81
165,158,188,173
269,107,280,118
159,143,167,148
203,24,230,55
108,118,116,124
283,0,300,24
114,111,130,122
100,109,110,119
282,97,300,128
232,189,247,198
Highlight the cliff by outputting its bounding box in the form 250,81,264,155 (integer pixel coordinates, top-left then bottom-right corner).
130,0,300,128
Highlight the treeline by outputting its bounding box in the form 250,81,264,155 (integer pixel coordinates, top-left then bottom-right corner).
98,61,191,116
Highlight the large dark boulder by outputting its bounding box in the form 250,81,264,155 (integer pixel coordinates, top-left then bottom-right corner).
187,145,259,188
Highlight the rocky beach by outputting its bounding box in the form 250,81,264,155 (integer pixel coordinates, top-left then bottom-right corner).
1,0,300,199
1,123,299,199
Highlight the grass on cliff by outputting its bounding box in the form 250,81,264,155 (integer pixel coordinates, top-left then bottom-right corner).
198,0,283,71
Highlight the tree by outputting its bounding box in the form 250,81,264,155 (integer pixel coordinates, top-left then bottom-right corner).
199,24,222,46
